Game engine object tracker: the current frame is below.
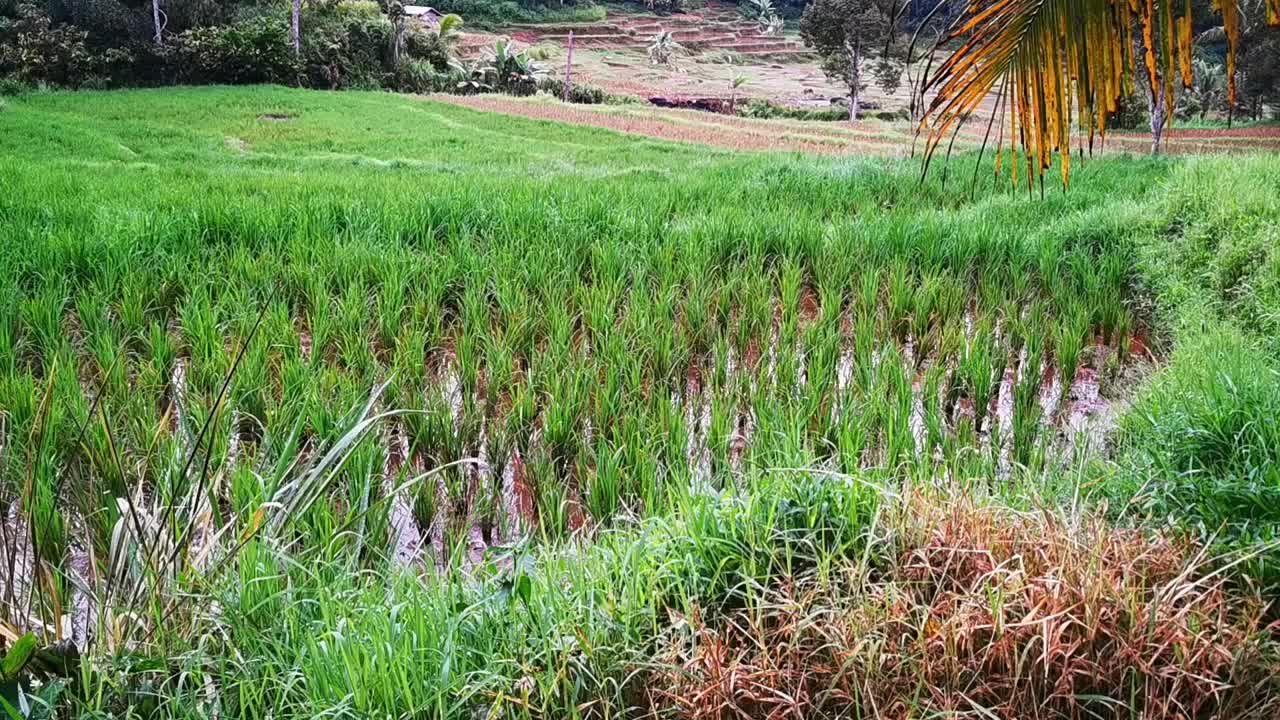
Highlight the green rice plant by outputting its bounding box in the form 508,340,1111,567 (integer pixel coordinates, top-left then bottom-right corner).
879,344,916,472
707,391,736,478
529,451,569,540
304,275,335,368
583,443,623,526
885,260,914,343
116,272,153,346
375,270,409,358
1012,351,1046,470
335,281,376,376
1055,303,1090,405
144,321,178,388
180,288,227,398
683,277,716,359
1,86,1260,717
230,334,272,433
910,272,942,368
960,319,1000,433
922,364,946,460
339,442,389,563
933,273,969,335
1094,251,1130,345
855,268,880,327
19,280,68,367
542,369,588,477
851,310,878,396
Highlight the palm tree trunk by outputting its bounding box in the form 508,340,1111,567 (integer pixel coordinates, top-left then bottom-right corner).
847,42,861,122
1149,92,1165,155
291,0,302,55
563,31,575,102
152,0,163,45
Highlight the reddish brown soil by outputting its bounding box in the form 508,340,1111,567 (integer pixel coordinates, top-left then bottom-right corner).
430,94,911,156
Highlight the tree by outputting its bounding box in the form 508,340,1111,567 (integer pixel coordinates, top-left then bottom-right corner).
152,0,165,45
1240,31,1280,118
291,0,301,55
1206,0,1280,119
646,29,682,65
748,0,785,35
388,1,406,68
799,0,900,121
919,0,1279,188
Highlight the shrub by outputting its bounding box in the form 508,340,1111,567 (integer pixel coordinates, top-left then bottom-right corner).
390,58,458,93
644,0,687,12
299,6,393,89
401,24,453,71
0,73,27,94
0,3,99,86
45,0,140,43
739,97,845,121
536,77,608,104
649,492,1280,718
430,0,604,26
171,16,299,85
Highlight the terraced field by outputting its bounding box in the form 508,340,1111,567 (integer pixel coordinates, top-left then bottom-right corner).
1,85,1144,576
2,86,1279,719
504,6,813,59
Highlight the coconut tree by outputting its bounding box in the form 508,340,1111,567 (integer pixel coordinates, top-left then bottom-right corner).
152,0,165,45
291,0,301,55
434,13,465,56
918,0,1279,188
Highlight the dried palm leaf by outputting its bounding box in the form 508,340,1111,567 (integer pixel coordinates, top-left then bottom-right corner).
920,0,1252,190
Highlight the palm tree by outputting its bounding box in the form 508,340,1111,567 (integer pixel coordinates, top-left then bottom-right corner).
434,13,465,57
919,0,1279,188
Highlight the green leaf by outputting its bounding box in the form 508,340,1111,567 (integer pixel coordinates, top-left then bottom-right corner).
513,573,533,605
0,683,23,720
0,635,36,680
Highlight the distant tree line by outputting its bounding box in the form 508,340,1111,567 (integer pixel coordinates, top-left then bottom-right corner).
0,0,475,90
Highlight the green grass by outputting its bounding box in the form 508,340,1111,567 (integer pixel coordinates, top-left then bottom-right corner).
0,86,1279,718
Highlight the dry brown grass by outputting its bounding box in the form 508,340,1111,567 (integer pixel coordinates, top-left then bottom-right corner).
647,492,1280,719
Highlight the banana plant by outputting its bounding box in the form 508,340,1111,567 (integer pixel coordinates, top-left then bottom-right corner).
487,39,540,95
647,30,683,66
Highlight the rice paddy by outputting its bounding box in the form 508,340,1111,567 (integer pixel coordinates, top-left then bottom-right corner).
1,86,1278,718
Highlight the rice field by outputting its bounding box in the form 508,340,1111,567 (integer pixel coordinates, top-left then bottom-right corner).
2,86,1279,718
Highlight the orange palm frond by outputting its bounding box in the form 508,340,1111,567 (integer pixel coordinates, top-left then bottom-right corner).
920,0,1247,190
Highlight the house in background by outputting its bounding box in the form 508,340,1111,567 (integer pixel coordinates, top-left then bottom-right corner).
403,6,445,29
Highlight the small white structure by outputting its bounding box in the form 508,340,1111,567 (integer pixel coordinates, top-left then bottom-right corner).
403,5,445,29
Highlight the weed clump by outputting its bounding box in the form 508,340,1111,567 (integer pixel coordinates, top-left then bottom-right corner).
649,492,1280,719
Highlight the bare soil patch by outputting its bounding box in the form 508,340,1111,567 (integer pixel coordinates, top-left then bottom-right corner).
431,94,917,156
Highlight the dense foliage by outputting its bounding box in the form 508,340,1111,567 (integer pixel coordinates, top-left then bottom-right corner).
798,0,899,119
0,0,466,90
